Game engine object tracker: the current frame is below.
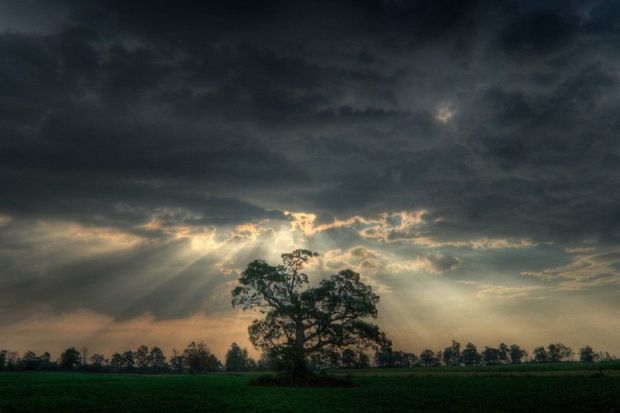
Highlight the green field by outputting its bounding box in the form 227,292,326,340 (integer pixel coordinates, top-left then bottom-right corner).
1,363,619,412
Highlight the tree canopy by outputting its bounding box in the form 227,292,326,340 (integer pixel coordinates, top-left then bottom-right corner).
231,249,387,376
225,343,254,371
59,347,81,370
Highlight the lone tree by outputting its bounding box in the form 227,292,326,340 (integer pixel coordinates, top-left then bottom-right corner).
232,249,387,378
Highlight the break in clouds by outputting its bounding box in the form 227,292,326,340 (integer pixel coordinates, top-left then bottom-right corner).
0,0,619,356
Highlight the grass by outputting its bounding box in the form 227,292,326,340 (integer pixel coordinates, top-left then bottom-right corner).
331,361,620,376
0,363,619,412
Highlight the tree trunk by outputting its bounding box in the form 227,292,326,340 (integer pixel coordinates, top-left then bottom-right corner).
295,323,305,350
287,321,308,379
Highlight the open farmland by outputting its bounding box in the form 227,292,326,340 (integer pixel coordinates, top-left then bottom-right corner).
1,363,619,413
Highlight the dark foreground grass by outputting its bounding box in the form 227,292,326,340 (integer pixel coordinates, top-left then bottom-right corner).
1,366,619,413
332,361,620,376
249,372,353,387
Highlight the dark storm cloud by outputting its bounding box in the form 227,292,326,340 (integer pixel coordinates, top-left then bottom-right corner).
2,2,618,236
498,9,577,53
1,0,620,321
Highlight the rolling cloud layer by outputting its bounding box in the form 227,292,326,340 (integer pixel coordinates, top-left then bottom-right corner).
1,0,619,357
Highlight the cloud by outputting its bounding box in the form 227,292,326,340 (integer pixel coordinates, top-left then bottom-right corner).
460,280,547,300
435,103,455,124
354,211,535,250
287,209,534,251
2,1,620,246
1,0,620,355
0,310,258,359
423,253,462,272
498,9,576,54
0,218,263,323
522,249,620,291
0,214,12,226
286,212,378,237
322,246,461,284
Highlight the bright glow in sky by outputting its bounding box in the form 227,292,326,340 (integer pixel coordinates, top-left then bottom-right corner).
1,211,619,358
435,104,454,124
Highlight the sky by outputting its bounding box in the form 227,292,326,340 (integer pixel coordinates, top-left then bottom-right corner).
1,0,620,360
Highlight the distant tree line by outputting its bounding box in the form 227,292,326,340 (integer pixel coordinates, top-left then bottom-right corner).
0,341,615,373
302,340,615,369
0,342,223,374
369,341,615,368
